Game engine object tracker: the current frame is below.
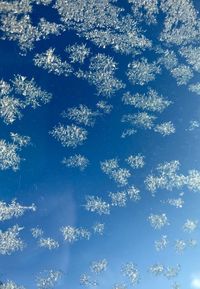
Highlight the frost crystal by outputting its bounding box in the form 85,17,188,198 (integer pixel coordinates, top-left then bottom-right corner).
101,159,131,186
148,213,169,230
80,274,98,287
149,264,165,276
182,219,198,233
85,196,110,215
96,101,113,114
155,235,169,251
122,112,156,130
38,238,59,250
122,89,171,113
0,281,25,289
62,104,98,127
0,199,36,221
175,239,186,254
180,46,200,72
165,198,184,208
127,58,161,86
121,128,137,138
0,133,30,171
109,191,127,207
189,83,200,95
126,154,145,169
36,270,62,289
0,225,25,255
122,262,140,286
62,154,89,171
171,65,193,85
90,259,108,274
92,223,104,235
154,121,175,136
77,54,125,97
50,124,88,148
126,186,141,202
34,48,73,76
31,227,44,239
60,226,91,243
187,120,200,131
65,43,90,63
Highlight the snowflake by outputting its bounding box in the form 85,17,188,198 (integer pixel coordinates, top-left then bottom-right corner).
36,270,62,289
182,219,198,233
122,262,140,286
65,43,90,63
155,235,169,251
62,154,89,171
84,196,110,215
60,226,90,243
126,154,145,169
0,225,25,255
92,223,104,235
38,238,59,250
109,191,127,207
154,121,175,136
50,124,88,148
148,213,169,230
90,259,108,274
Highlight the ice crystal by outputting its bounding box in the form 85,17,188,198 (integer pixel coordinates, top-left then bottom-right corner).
31,227,44,239
0,134,30,171
38,238,59,250
187,120,200,131
129,0,159,24
62,104,98,127
122,262,140,286
165,198,184,208
77,54,125,97
180,46,200,72
122,89,171,113
90,259,108,274
109,191,127,207
60,226,91,243
112,284,127,289
164,265,181,279
149,264,165,276
80,274,98,287
122,112,156,130
189,82,200,95
148,213,169,230
171,65,193,85
65,43,90,63
36,270,62,289
0,225,25,255
182,219,198,233
155,235,169,251
50,124,88,148
121,128,137,138
96,101,113,114
126,186,141,202
175,239,186,254
127,58,161,86
0,199,36,222
84,196,110,215
154,121,175,136
92,223,104,235
34,48,73,76
101,159,131,186
62,154,89,171
126,154,145,169
0,281,25,289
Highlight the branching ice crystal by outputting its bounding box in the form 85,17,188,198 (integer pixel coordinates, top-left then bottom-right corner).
34,48,73,77
92,223,104,235
84,196,110,215
189,83,200,95
121,128,137,139
155,235,169,251
171,65,193,85
50,124,88,148
62,154,89,171
164,197,184,208
0,281,25,289
129,0,159,24
31,227,44,239
100,158,131,186
127,58,161,86
0,199,36,221
77,54,125,97
122,89,171,113
149,264,165,276
96,101,113,114
90,259,108,274
186,120,200,131
164,265,181,279
60,226,91,243
38,238,59,250
175,239,186,254
182,219,198,233
0,133,30,171
126,154,145,169
36,270,62,289
126,186,141,202
180,46,200,72
122,112,156,130
65,43,90,63
0,225,25,255
154,121,175,136
62,104,99,127
80,274,98,287
148,213,169,230
122,262,140,286
109,191,127,207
